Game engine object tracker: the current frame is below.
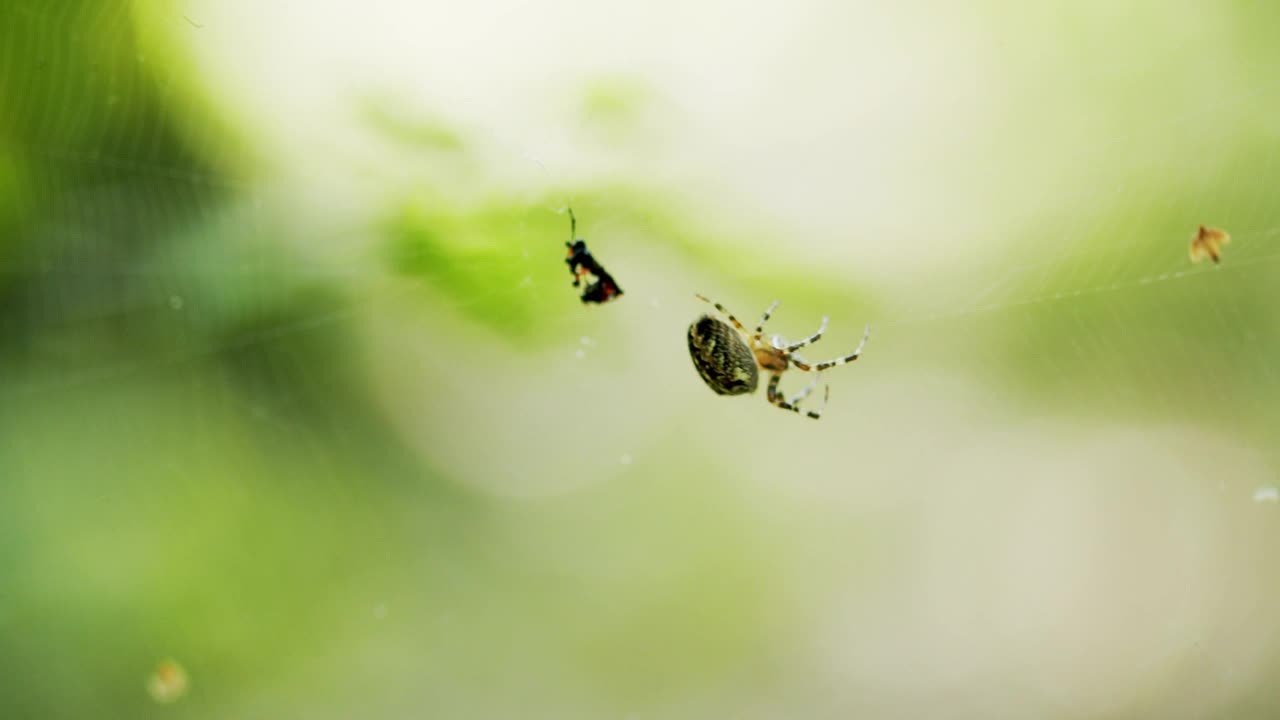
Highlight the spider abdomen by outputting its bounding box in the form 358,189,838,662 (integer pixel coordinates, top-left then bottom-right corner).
687,315,759,395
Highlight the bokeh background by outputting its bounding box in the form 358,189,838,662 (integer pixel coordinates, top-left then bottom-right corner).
3,1,1280,717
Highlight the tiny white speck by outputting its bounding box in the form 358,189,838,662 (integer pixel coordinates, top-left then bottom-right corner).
650,297,660,307
620,453,632,465
575,349,585,359
518,276,533,288
1253,486,1278,503
373,603,388,620
168,295,184,310
580,336,592,345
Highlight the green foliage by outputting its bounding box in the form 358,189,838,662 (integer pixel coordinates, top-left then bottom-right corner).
361,100,467,153
383,198,560,339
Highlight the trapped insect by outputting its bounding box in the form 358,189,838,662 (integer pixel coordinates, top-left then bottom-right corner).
1189,225,1230,264
687,294,870,419
564,208,623,304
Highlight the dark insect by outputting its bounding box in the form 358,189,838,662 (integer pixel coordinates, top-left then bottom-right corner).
564,209,623,304
687,294,870,420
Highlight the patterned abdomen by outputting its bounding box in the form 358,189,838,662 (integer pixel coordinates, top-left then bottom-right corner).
687,315,759,395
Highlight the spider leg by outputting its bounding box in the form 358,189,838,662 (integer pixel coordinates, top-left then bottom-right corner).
765,373,783,403
782,315,829,352
754,300,781,337
567,206,577,240
694,294,747,333
767,373,829,420
787,372,822,405
790,324,871,372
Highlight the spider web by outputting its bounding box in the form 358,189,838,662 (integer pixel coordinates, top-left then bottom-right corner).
5,2,1280,719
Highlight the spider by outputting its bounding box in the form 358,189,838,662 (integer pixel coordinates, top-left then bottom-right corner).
564,208,624,304
687,294,870,419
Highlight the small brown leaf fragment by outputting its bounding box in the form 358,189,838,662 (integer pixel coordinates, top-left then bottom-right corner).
1189,225,1230,264
146,659,189,703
